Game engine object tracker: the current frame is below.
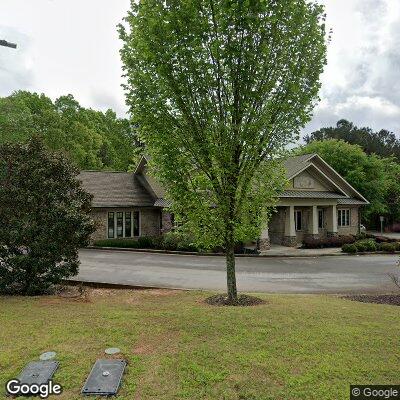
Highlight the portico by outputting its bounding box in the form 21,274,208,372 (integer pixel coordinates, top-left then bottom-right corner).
259,153,368,250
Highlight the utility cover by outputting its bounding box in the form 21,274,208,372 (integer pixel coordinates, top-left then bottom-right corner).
40,351,57,361
81,359,126,396
17,361,59,386
105,347,120,355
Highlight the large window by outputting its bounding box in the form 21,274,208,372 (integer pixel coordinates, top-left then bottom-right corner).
108,212,114,238
133,211,140,237
107,211,138,238
116,212,123,238
125,212,132,238
318,209,324,229
295,210,302,231
338,209,350,227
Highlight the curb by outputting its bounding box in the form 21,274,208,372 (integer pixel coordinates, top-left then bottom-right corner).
85,246,400,258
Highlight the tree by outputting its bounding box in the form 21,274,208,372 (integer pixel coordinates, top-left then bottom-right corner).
304,119,400,161
0,137,95,295
296,139,400,228
0,91,143,171
120,0,327,302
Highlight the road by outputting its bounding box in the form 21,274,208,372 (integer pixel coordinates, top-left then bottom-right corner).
76,249,399,293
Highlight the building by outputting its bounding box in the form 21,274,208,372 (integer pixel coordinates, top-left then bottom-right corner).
79,153,368,249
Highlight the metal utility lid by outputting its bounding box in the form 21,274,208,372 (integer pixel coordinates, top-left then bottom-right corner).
81,359,126,396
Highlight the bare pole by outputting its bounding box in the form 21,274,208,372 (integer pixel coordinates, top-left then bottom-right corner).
0,39,17,49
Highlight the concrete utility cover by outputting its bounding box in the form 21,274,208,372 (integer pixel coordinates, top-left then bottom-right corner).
105,347,120,355
16,361,59,386
40,351,57,361
81,359,126,396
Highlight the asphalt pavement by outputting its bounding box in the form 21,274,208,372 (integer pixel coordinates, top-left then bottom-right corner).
75,249,399,293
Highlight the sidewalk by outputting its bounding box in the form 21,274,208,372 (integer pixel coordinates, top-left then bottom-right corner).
260,245,343,257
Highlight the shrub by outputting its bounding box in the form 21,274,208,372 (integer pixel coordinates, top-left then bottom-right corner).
0,138,95,295
396,242,400,251
379,242,397,253
354,239,377,252
93,239,141,248
162,232,181,250
342,243,358,253
137,236,154,248
302,235,355,249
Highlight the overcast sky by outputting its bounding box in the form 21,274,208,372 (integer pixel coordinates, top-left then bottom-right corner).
1,0,399,137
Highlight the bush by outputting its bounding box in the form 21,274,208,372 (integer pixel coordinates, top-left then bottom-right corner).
354,239,377,252
342,243,358,253
0,138,95,295
302,235,355,249
137,236,154,249
93,239,141,248
379,242,397,253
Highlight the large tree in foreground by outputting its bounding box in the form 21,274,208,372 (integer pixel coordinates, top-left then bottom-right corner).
0,138,95,295
120,0,327,302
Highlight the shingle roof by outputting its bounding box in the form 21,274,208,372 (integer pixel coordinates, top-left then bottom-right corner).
284,154,314,178
337,198,368,205
280,190,347,199
78,171,155,208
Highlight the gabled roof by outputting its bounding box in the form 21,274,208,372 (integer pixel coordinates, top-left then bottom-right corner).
284,153,369,204
78,171,155,208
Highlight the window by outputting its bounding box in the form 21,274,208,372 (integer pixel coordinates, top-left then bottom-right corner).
125,212,132,238
133,211,140,237
295,210,302,231
318,209,324,229
338,209,350,227
116,212,123,237
108,212,114,238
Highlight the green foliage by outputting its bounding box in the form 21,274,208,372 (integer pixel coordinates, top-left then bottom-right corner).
0,91,143,170
304,119,400,161
297,139,400,227
342,243,358,254
0,138,95,295
354,239,377,252
120,0,327,299
93,239,142,248
378,242,397,253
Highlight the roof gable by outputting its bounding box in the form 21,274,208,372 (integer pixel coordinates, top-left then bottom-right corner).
284,153,369,204
78,171,155,208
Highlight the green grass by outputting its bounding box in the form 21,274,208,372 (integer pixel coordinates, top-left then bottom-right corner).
0,289,399,399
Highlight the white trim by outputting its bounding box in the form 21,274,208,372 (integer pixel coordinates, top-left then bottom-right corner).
310,154,369,203
287,154,369,204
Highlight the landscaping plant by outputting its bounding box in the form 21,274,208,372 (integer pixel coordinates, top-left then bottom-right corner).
0,137,95,295
120,0,327,303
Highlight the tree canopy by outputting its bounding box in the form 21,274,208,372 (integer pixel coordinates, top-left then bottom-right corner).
304,119,400,161
0,91,143,170
120,0,327,302
0,137,95,295
297,139,400,228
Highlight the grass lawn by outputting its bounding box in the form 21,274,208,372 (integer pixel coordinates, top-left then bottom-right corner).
0,288,399,400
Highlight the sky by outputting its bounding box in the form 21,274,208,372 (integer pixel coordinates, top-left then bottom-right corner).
1,0,399,138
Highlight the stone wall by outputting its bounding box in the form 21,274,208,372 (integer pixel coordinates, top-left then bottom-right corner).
161,212,173,234
89,207,161,241
337,206,359,236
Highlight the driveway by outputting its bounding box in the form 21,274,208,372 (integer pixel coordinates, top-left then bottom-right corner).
76,249,400,293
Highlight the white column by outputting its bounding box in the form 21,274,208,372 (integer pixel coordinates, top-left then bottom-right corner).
327,204,338,234
284,205,296,237
309,205,319,235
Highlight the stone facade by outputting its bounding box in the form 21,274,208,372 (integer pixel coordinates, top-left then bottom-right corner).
90,207,162,241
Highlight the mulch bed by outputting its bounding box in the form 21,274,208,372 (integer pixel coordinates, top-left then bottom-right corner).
344,294,400,306
205,293,266,307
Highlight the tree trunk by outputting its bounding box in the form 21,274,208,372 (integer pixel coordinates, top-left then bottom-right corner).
225,230,238,303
